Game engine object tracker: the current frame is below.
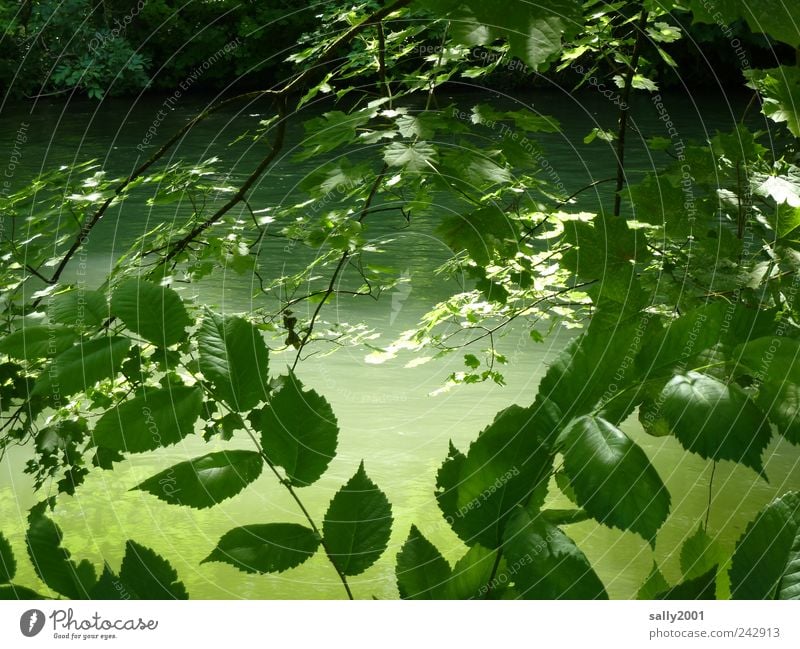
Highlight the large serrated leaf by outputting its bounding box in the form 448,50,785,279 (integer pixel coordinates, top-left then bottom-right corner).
559,415,670,543
730,491,800,599
437,404,556,548
0,326,77,360
323,462,392,576
660,372,772,472
203,523,320,574
503,508,608,599
111,279,190,347
134,450,263,509
26,502,96,599
32,336,130,398
250,373,338,487
198,309,269,411
680,525,722,580
92,385,203,453
49,289,108,328
395,525,451,599
0,532,15,583
118,540,188,599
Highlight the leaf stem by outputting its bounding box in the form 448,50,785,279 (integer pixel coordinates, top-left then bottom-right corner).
240,415,355,600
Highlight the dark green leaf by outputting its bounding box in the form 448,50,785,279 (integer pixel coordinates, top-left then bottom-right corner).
92,385,203,453
680,525,722,580
438,404,556,548
443,544,499,599
323,462,393,576
32,337,130,398
396,525,451,599
250,373,338,487
660,372,772,473
559,416,670,543
0,585,46,599
118,540,188,599
134,451,263,509
654,566,718,600
0,326,77,360
49,289,108,328
0,532,15,583
637,563,670,600
730,491,800,599
503,509,608,599
26,501,96,599
203,523,320,574
438,206,517,266
198,309,269,411
111,279,190,348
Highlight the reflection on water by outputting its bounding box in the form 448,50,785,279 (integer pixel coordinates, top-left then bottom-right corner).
1,89,798,599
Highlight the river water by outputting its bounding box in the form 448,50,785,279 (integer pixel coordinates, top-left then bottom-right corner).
1,87,799,599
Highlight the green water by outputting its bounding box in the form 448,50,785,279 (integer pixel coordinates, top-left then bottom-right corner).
1,89,798,599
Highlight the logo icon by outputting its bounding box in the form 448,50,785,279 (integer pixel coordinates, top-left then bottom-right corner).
20,609,45,637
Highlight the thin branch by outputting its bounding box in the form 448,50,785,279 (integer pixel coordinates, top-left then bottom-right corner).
613,7,649,217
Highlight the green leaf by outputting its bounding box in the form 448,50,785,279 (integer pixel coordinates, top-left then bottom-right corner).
296,110,372,160
537,314,651,423
426,0,583,70
730,491,800,599
503,509,608,599
396,525,451,599
323,462,393,576
0,326,77,360
134,451,263,509
689,1,800,47
654,566,718,600
49,289,108,328
443,544,499,599
680,525,722,581
203,523,320,574
561,213,649,305
118,540,188,599
660,372,772,473
92,385,203,453
198,309,269,411
438,206,518,266
383,141,438,172
437,404,556,548
736,337,800,445
26,502,96,599
32,336,130,398
250,373,338,487
0,532,15,583
0,585,46,599
637,563,670,599
560,416,670,543
111,279,190,348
